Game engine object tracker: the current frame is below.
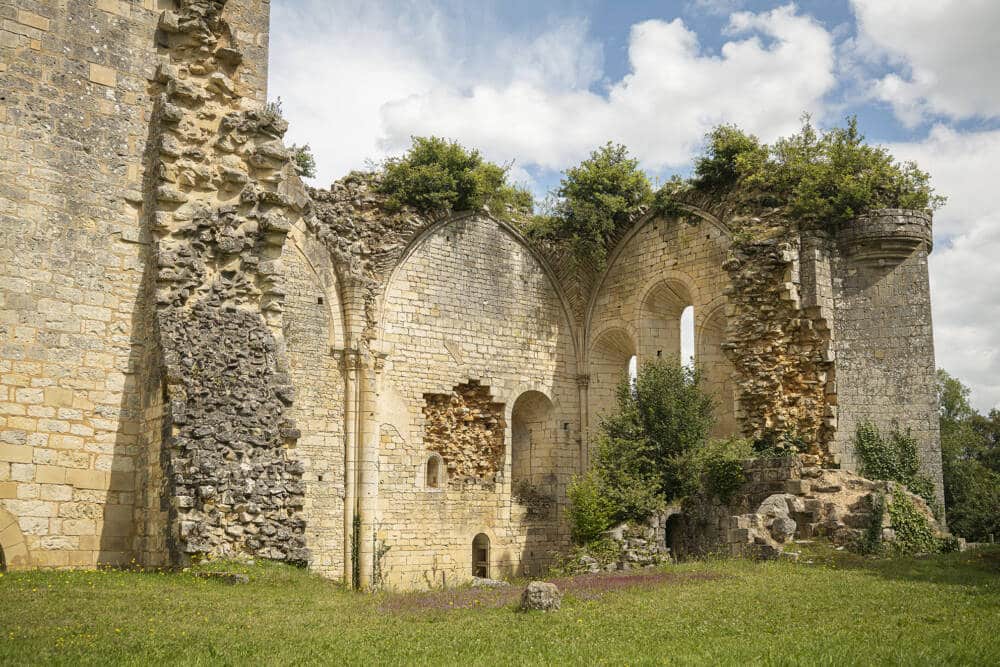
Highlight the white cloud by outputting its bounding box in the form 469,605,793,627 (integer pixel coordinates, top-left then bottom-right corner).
269,2,834,184
380,5,835,171
685,0,746,17
850,0,1000,125
890,127,1000,411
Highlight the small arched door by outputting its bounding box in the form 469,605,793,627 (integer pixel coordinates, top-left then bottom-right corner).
472,533,490,578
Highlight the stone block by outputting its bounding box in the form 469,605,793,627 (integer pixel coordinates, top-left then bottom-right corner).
16,10,50,31
0,443,34,463
35,465,66,484
44,387,74,407
89,63,117,88
66,469,108,490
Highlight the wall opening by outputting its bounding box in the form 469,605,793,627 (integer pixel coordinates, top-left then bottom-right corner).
697,306,738,437
511,391,555,487
589,328,637,422
472,533,490,578
680,305,695,369
639,279,693,366
0,544,5,573
425,454,443,489
423,380,506,484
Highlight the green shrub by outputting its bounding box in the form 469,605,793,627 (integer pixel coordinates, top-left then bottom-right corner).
860,492,886,556
853,420,937,509
521,142,652,269
689,116,944,226
694,437,753,502
887,492,941,556
692,125,768,191
377,136,533,219
566,471,613,544
289,143,316,179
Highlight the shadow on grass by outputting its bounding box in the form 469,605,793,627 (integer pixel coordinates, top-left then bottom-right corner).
380,569,723,614
796,542,1000,589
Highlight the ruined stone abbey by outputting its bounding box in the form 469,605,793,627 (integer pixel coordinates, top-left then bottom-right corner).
0,1,942,588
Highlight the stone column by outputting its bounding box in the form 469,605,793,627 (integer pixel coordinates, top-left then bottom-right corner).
576,374,591,473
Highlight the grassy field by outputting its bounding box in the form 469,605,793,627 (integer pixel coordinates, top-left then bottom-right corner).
1,545,998,665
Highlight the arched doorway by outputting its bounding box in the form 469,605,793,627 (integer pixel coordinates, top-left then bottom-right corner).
472,533,490,578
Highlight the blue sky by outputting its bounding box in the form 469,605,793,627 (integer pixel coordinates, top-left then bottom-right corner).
269,0,1000,412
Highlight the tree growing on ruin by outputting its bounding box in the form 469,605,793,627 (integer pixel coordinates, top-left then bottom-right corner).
377,136,533,219
524,142,653,270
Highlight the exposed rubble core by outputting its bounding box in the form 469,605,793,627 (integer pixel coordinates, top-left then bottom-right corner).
722,236,835,459
149,0,308,563
422,382,506,485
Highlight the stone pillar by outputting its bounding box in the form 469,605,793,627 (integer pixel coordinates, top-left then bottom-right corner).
576,374,590,472
831,209,943,499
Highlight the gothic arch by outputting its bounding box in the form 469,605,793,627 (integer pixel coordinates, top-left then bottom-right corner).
584,205,732,337
377,212,580,361
587,326,637,423
637,275,697,366
696,302,738,437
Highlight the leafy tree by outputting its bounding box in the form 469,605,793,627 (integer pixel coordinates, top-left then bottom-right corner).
936,370,1000,541
377,136,533,219
524,142,652,269
590,358,715,523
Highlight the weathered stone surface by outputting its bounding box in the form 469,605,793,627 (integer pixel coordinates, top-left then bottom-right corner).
521,581,562,611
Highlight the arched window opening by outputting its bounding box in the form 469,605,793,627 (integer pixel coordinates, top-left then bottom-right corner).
697,306,738,437
628,354,638,390
589,328,637,422
425,454,442,489
639,279,693,366
680,305,695,370
472,533,490,578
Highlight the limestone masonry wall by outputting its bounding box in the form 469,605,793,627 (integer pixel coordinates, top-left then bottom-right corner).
373,215,579,589
0,0,269,569
830,210,942,497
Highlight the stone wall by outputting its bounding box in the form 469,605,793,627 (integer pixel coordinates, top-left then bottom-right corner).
279,232,346,577
0,0,268,569
829,210,942,498
372,214,579,589
586,212,736,442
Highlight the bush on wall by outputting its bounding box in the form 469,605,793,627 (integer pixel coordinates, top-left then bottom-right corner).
853,420,938,512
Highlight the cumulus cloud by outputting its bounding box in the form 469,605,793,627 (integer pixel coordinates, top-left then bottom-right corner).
850,0,1000,125
380,5,835,171
890,127,1000,411
269,2,834,184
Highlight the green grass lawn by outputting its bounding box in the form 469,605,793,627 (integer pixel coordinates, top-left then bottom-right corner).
1,545,998,666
